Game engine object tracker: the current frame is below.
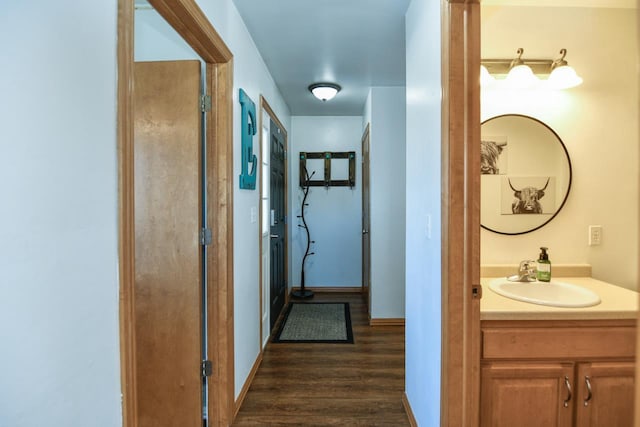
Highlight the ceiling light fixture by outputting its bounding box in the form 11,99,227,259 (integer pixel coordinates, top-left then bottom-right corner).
309,83,341,101
481,48,583,90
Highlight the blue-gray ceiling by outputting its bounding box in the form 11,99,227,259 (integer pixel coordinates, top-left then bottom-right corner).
233,0,412,116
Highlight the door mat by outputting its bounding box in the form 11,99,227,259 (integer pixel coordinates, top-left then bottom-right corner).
272,302,354,343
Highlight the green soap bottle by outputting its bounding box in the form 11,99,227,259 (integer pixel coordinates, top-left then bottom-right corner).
537,247,551,282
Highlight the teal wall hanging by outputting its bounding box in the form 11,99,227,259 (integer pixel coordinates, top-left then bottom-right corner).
239,89,257,190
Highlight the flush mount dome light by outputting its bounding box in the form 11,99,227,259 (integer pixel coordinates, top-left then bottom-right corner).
309,83,341,101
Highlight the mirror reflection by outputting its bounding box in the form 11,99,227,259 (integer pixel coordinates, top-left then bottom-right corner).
481,114,572,235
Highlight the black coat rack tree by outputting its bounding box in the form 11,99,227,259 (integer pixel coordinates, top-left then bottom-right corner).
292,163,315,299
293,151,356,299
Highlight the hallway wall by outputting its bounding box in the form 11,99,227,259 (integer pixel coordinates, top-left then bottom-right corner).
362,87,407,320
135,7,199,60
404,0,443,423
290,116,363,289
0,1,122,426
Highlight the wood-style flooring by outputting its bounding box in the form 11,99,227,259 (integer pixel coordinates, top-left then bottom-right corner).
233,292,409,426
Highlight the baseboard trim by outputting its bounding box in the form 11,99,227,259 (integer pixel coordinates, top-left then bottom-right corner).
402,392,418,427
290,286,363,294
370,318,405,326
234,351,263,419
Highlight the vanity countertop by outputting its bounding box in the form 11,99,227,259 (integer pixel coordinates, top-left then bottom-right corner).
480,276,639,321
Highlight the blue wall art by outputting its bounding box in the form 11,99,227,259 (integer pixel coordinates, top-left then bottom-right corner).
239,88,257,190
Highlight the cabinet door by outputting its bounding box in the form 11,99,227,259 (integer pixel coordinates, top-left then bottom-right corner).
481,362,574,427
575,361,635,427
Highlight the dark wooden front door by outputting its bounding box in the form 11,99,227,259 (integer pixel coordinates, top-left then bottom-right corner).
270,118,286,330
361,124,371,315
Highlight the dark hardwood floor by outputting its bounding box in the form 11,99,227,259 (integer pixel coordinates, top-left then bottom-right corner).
233,292,409,426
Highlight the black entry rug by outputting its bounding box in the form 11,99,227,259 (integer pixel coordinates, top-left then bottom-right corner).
272,302,354,343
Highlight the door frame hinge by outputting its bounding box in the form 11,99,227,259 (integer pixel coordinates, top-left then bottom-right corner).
200,94,212,112
202,359,213,377
200,228,213,246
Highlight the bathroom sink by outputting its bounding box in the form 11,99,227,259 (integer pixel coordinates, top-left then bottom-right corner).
489,278,601,308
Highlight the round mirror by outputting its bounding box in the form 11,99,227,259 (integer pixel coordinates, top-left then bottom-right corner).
481,114,572,235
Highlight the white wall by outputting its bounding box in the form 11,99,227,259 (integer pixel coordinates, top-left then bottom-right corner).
135,8,199,60
404,0,442,424
0,1,122,426
363,87,407,319
290,116,363,288
194,0,292,399
481,6,639,290
363,90,372,130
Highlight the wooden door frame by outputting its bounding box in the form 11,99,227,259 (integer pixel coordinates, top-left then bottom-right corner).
258,95,289,344
117,0,235,425
441,1,481,426
635,5,640,427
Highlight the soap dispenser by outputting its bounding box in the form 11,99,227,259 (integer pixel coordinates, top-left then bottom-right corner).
536,247,551,282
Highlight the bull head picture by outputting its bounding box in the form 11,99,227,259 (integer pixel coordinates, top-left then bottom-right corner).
480,140,508,175
509,177,550,214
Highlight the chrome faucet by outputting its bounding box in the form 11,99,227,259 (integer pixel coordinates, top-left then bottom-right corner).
508,260,538,282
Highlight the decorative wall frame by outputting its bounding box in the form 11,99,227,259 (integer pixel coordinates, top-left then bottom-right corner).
299,151,356,188
239,88,257,189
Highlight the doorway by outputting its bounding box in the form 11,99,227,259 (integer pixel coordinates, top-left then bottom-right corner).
259,96,289,341
118,1,483,426
361,124,371,316
117,0,235,425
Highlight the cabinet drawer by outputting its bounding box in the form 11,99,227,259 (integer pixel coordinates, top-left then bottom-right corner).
483,325,635,360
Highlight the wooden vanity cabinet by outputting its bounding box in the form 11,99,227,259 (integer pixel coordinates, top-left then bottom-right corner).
481,362,574,427
480,320,636,427
574,361,635,427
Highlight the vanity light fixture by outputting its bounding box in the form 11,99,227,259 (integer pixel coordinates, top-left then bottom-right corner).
308,83,341,101
481,48,583,90
547,49,583,89
504,48,540,89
